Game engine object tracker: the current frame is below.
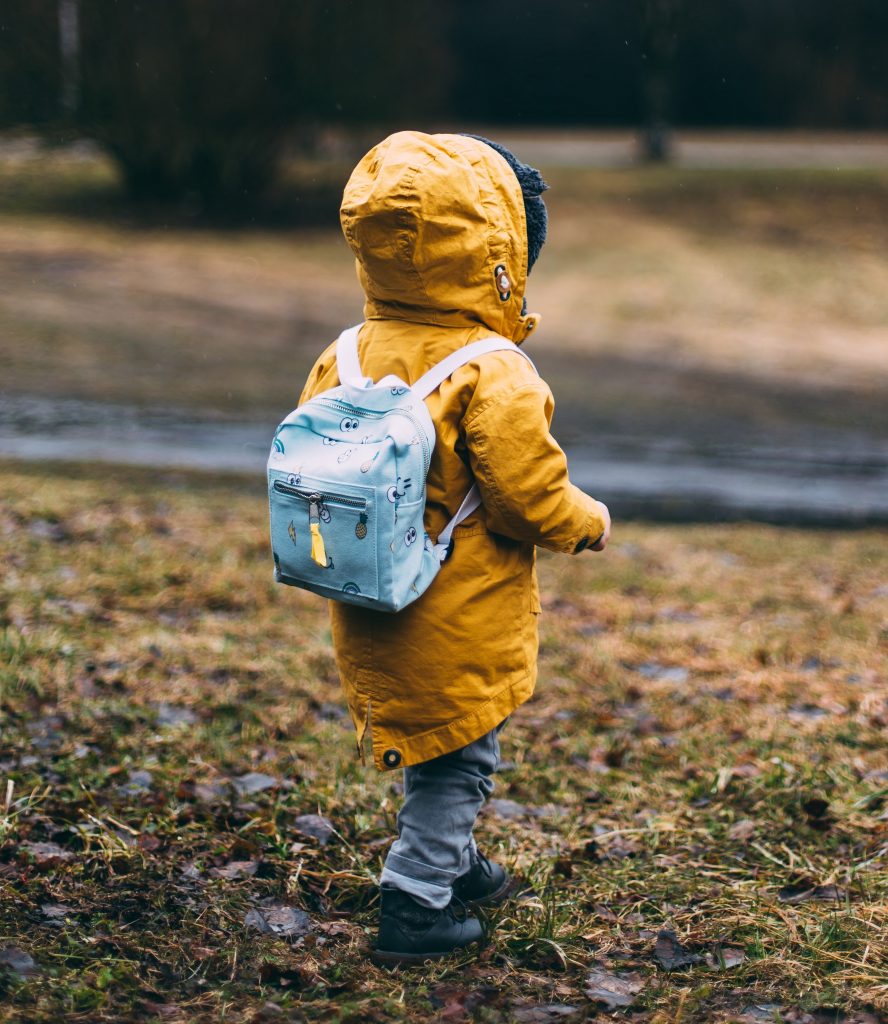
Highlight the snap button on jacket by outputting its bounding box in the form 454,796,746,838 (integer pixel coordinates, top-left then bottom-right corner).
299,132,606,770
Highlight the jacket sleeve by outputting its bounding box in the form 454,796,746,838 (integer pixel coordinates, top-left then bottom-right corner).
298,342,338,406
463,379,607,554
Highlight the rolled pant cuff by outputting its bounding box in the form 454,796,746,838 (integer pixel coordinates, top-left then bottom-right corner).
379,867,452,909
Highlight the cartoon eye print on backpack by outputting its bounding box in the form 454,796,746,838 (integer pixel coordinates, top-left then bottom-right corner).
339,416,360,434
286,469,302,487
386,477,412,504
404,527,417,547
390,385,408,396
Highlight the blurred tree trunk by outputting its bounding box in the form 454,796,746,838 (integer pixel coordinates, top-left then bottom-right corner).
58,0,79,115
638,0,681,162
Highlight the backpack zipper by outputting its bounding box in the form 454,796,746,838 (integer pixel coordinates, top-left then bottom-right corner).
273,480,366,510
314,398,432,472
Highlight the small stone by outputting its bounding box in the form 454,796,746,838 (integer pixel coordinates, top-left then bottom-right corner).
487,798,530,819
155,703,198,727
122,769,153,793
292,814,335,845
18,841,74,867
0,947,39,977
245,905,313,939
233,772,278,795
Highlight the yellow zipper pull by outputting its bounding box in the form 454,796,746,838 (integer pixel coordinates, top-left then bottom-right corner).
308,495,328,567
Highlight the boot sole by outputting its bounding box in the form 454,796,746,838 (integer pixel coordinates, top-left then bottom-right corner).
370,943,479,967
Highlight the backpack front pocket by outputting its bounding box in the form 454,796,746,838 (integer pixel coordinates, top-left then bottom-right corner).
269,477,379,601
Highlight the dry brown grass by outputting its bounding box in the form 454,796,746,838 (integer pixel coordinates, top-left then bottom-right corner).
1,461,886,1022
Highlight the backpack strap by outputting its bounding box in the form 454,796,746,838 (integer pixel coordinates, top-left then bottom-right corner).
413,336,537,562
432,484,482,563
335,323,371,388
412,336,536,401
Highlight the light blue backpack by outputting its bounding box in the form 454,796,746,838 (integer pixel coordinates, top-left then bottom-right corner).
267,323,534,612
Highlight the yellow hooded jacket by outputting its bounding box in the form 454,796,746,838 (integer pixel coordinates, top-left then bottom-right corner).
299,131,607,771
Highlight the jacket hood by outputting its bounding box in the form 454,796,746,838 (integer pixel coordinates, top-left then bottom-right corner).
340,131,540,344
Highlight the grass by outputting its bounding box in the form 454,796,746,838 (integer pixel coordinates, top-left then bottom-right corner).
1,460,886,1022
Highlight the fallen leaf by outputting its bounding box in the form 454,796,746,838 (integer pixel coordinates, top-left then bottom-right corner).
245,905,313,939
778,882,848,904
211,860,258,880
314,920,358,939
292,813,334,845
233,772,278,795
736,1003,784,1022
486,798,531,819
788,703,831,721
40,903,72,922
584,966,645,1008
634,662,689,684
601,835,641,860
707,944,746,969
429,984,499,1020
257,961,315,989
139,1002,183,1019
0,947,39,977
119,769,153,794
654,929,704,970
728,819,757,841
18,841,74,867
253,1002,285,1022
154,703,198,727
511,1004,581,1023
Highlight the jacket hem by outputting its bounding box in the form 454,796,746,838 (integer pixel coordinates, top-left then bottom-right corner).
371,671,536,771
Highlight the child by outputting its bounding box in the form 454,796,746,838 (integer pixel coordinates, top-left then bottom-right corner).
297,131,610,964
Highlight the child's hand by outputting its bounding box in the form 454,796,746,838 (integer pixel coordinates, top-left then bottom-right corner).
589,501,611,552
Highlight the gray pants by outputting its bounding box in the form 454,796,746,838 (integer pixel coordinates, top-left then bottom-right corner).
379,722,504,909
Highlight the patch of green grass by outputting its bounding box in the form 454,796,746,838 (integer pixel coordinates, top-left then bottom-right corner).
0,460,886,1022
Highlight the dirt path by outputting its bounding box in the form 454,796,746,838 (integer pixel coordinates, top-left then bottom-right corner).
486,129,888,169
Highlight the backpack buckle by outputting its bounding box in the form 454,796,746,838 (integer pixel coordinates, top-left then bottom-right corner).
434,539,455,564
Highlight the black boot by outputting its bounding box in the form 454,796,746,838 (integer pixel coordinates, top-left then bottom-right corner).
371,886,484,966
453,850,514,907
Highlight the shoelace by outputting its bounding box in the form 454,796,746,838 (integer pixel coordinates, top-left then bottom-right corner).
472,850,493,878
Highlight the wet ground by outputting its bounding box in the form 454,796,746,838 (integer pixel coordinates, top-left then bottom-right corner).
3,378,886,526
